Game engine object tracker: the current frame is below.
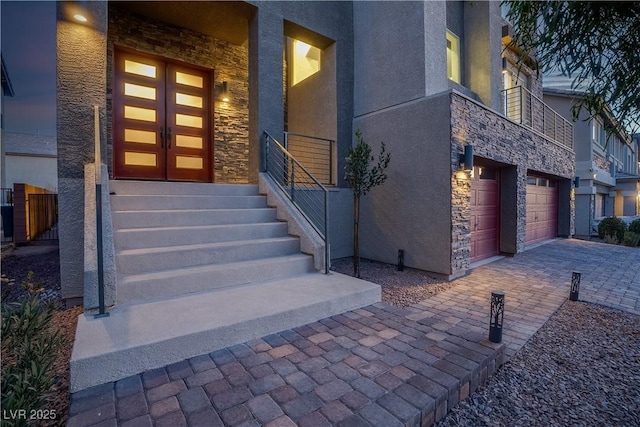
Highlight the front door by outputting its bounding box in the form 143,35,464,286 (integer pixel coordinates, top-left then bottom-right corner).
113,50,212,182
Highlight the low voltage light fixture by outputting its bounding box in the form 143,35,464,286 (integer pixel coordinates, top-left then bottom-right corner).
220,81,230,102
74,14,88,22
459,144,474,172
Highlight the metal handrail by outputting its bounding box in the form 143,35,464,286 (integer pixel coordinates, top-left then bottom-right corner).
502,85,573,150
265,131,330,273
284,131,336,186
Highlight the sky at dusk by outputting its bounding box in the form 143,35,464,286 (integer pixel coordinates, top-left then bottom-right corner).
1,1,56,136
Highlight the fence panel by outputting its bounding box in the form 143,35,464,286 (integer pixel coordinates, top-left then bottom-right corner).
1,188,13,243
28,193,58,241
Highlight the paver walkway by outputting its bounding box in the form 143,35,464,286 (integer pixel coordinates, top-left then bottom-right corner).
67,239,639,426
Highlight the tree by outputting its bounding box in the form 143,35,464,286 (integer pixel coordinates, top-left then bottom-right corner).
504,1,640,135
345,129,391,278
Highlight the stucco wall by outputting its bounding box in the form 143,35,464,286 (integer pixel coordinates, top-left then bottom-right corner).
353,1,448,117
354,94,453,276
107,6,250,184
248,1,354,186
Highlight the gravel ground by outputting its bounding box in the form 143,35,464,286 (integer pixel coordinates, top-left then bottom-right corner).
331,257,456,307
1,243,78,427
436,301,640,427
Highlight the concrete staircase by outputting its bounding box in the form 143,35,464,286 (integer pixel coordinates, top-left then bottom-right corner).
70,180,380,392
110,180,315,304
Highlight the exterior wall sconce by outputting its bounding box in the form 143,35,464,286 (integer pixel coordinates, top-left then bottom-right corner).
573,176,580,188
74,14,88,22
219,81,230,102
570,271,581,301
489,291,505,343
459,144,474,172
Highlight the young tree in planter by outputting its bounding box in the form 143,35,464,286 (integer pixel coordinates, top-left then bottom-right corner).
345,129,391,277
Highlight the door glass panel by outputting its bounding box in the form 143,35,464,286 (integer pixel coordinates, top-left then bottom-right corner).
176,113,202,128
176,135,203,149
125,83,156,100
176,71,203,88
176,93,203,108
125,129,156,144
124,106,156,122
124,60,156,78
176,156,203,169
125,152,157,166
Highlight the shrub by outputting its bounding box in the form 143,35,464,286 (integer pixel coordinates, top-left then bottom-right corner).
623,231,640,247
629,218,640,234
597,216,627,242
1,272,64,426
602,234,620,245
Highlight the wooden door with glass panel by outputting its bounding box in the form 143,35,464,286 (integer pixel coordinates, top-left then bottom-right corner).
114,50,211,182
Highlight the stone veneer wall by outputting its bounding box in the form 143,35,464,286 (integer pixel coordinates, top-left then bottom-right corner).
107,7,250,183
593,153,611,172
450,91,575,276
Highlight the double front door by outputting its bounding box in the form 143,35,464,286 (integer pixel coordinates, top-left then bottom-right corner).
114,50,212,182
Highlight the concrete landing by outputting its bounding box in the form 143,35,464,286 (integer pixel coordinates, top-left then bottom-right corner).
70,272,381,392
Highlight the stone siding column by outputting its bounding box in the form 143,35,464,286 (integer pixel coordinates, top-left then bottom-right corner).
57,1,108,305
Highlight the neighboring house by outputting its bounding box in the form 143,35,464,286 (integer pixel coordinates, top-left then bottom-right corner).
544,89,640,237
2,132,58,192
56,0,575,303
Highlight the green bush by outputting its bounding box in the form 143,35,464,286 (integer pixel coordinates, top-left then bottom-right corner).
629,218,640,234
623,231,640,247
1,272,64,426
597,216,628,243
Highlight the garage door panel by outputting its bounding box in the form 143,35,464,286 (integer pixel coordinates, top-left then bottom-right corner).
526,177,558,245
470,166,500,262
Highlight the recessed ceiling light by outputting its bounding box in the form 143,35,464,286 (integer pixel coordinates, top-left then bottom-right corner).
74,14,88,22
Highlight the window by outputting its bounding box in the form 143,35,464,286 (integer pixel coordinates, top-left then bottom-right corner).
446,30,460,83
290,39,321,86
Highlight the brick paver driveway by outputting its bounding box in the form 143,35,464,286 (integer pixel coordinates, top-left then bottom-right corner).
67,239,639,426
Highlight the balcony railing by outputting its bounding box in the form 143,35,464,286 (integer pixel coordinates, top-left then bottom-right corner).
502,86,573,150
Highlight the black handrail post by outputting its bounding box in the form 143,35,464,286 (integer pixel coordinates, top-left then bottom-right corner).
324,190,330,274
290,162,295,202
94,106,108,319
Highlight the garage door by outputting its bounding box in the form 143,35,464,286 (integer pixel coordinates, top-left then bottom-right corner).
526,176,558,244
470,166,500,262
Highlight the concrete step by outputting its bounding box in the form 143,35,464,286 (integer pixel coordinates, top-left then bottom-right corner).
70,272,381,392
116,237,301,275
109,180,259,196
114,222,290,250
110,194,268,211
112,208,277,229
117,254,315,304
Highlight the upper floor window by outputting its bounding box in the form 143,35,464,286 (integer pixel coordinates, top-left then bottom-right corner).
592,119,606,148
502,59,529,90
290,39,321,86
446,30,461,84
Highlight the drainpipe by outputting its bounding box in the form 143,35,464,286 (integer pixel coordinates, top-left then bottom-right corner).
94,106,109,318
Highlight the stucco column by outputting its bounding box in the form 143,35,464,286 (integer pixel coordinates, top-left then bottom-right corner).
248,10,284,184
57,1,107,305
464,1,502,110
